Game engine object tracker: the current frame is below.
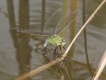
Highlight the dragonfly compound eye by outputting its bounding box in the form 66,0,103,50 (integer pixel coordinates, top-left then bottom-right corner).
60,39,66,46
44,38,49,47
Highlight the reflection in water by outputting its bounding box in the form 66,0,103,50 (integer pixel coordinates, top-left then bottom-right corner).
42,53,73,80
17,0,31,78
8,0,32,79
7,0,15,27
86,0,106,28
82,0,93,75
19,0,29,29
41,0,45,32
1,0,106,80
7,0,65,80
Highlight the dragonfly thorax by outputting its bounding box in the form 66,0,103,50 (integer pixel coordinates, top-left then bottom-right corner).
44,35,66,48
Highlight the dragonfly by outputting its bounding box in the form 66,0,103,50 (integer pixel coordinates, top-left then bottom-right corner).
12,8,80,56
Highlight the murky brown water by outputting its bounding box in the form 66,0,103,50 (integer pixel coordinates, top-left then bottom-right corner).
0,0,106,80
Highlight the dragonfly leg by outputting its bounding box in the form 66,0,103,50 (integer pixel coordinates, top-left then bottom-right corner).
53,46,58,55
53,45,65,59
63,46,65,49
59,45,65,51
59,45,61,50
54,46,60,59
58,46,66,56
42,47,47,55
58,45,63,55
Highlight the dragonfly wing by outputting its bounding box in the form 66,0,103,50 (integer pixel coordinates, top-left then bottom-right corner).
11,27,49,41
11,27,50,37
43,8,62,35
11,9,63,36
55,10,81,35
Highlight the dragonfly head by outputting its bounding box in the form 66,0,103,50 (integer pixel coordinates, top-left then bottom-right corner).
44,38,49,48
60,39,66,47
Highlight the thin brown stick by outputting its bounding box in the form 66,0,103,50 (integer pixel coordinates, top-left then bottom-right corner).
16,0,106,80
16,57,64,80
92,50,106,80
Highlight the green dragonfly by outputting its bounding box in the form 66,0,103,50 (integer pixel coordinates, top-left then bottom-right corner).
42,9,80,55
12,9,80,55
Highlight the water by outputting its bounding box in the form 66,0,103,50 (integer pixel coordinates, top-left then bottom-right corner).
0,0,106,80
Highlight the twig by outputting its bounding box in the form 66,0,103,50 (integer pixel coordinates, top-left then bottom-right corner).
16,57,64,80
16,0,106,80
92,50,106,80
